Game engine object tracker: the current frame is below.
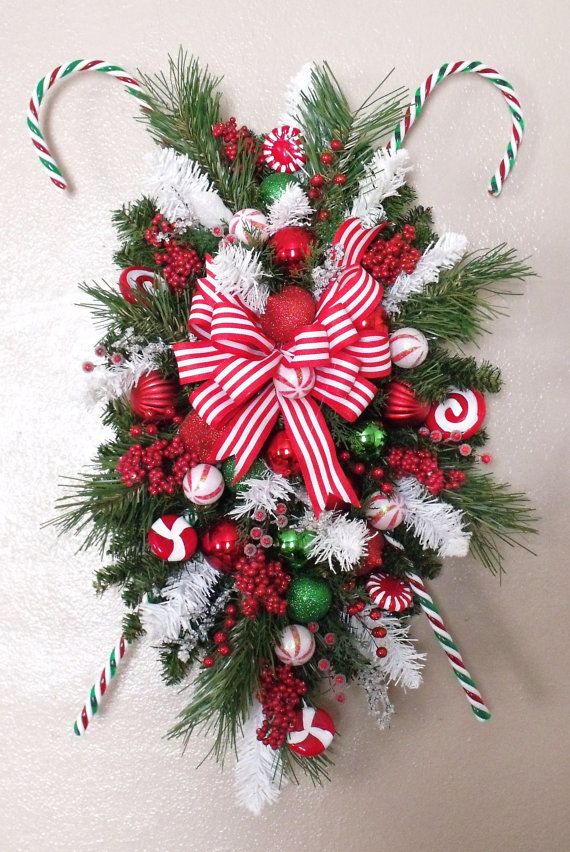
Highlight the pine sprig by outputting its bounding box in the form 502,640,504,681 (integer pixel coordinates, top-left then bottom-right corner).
399,346,502,403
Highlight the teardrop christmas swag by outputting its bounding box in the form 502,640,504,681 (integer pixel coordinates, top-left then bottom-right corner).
33,54,535,813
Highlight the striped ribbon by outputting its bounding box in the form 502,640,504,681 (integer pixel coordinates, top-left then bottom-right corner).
73,635,129,735
388,60,524,196
27,59,147,191
406,571,491,721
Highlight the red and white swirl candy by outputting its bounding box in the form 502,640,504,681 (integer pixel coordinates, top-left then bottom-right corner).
147,514,198,561
273,364,316,399
425,388,486,439
228,208,268,244
119,266,158,304
275,624,316,665
287,706,335,757
183,464,225,506
366,572,414,612
365,492,406,531
389,327,429,369
262,126,306,173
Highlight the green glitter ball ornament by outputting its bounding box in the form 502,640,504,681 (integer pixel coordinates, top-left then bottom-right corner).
259,172,297,204
287,575,333,622
349,422,387,459
222,457,266,489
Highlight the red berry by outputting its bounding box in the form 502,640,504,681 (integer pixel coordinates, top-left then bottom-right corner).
353,462,366,475
481,454,492,464
307,187,321,201
202,656,216,668
213,631,227,645
317,210,330,221
330,139,344,151
371,466,385,480
333,174,347,186
320,151,334,166
218,644,232,657
375,646,388,658
309,174,325,188
372,626,387,639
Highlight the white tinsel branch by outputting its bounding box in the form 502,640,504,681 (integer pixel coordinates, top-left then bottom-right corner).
383,232,468,315
210,242,269,314
145,148,231,230
235,700,285,815
139,556,219,643
86,337,168,404
266,184,312,235
351,609,425,689
349,148,412,226
311,244,344,299
396,476,471,558
229,468,295,519
279,62,316,127
355,664,395,730
299,509,371,572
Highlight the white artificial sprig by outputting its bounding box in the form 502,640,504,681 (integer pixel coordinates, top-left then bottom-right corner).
210,242,269,314
229,468,295,519
266,183,312,235
396,476,471,558
351,609,425,689
234,700,285,815
311,244,344,299
279,62,316,127
299,509,371,572
349,147,412,225
383,232,468,315
355,664,395,730
87,338,168,404
145,148,232,230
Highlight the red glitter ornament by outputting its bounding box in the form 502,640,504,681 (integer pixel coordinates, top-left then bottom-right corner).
354,527,385,576
178,409,226,460
129,371,178,422
258,285,316,347
200,520,241,573
269,227,315,271
383,381,431,425
265,430,301,477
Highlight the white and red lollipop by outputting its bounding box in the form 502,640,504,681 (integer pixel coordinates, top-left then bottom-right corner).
147,514,198,561
119,266,158,304
262,126,306,173
425,388,486,439
366,572,414,612
287,706,335,757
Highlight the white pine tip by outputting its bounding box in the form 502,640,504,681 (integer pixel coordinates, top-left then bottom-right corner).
235,701,284,815
351,610,425,690
229,469,295,519
396,476,471,558
301,509,371,571
210,242,269,315
266,183,312,235
350,147,412,226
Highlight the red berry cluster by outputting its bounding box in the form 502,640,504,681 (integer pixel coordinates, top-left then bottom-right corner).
212,117,260,164
116,435,197,496
144,213,202,293
362,226,421,286
386,447,466,495
233,547,290,618
256,664,308,750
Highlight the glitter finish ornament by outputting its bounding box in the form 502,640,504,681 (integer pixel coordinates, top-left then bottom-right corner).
147,514,198,562
179,410,226,460
265,430,301,477
262,125,306,173
183,463,225,505
383,380,431,425
287,706,335,757
228,208,268,245
287,575,332,622
366,572,414,612
389,327,429,369
259,285,316,346
365,492,406,531
259,172,297,203
275,624,316,666
349,422,387,459
425,388,486,439
268,227,316,272
129,371,178,422
354,527,385,576
118,266,157,304
274,363,315,399
200,519,241,572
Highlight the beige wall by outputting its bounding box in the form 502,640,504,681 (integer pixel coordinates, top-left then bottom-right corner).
1,1,569,849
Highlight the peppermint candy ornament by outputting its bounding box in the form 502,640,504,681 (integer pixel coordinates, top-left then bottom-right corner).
228,208,268,244
262,126,306,173
366,572,413,612
183,463,225,506
118,266,158,303
274,364,315,399
275,624,316,666
147,514,198,561
389,327,429,369
365,492,406,530
425,388,486,439
287,706,335,757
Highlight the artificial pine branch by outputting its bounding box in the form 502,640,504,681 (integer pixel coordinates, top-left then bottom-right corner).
399,346,502,403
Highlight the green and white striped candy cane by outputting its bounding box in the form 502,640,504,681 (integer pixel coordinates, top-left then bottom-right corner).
388,60,525,196
406,571,491,722
27,59,148,191
73,634,129,735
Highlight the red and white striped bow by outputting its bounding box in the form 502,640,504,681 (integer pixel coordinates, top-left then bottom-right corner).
172,218,392,514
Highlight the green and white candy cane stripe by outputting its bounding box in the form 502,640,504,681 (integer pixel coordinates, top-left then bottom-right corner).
27,59,148,191
406,571,491,721
388,60,524,196
73,635,129,735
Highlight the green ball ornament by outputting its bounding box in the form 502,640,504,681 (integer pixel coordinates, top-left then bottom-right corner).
349,422,387,460
259,172,297,204
298,529,317,557
277,528,303,561
287,575,333,622
222,457,266,489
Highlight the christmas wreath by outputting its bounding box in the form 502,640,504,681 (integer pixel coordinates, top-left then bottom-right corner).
29,54,535,813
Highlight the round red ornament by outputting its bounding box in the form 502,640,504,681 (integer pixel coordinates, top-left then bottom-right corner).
268,227,315,271
287,705,335,757
265,430,301,477
355,305,389,335
129,371,178,422
200,519,241,573
383,381,430,425
258,285,316,347
424,388,486,439
262,126,306,173
147,514,198,562
118,266,157,304
366,572,414,612
354,527,385,576
178,410,226,460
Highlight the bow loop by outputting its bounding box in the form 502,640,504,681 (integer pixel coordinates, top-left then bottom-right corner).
210,302,274,357
282,324,330,367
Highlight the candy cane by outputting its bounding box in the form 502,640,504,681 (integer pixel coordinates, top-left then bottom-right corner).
73,635,129,735
27,59,147,191
406,571,491,721
388,60,524,196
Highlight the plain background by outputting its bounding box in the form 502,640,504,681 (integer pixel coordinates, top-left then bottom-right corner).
1,1,569,850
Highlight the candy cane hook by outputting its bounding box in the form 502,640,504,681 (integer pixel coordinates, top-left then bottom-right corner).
388,60,525,196
27,59,148,191
73,634,130,735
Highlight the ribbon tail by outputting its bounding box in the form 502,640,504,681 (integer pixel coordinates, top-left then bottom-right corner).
279,395,359,516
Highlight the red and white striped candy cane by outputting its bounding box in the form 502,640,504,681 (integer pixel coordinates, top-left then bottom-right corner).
388,60,524,196
27,59,148,191
406,571,491,721
73,635,129,735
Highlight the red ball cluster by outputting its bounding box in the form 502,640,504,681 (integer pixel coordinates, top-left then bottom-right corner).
362,225,421,286
256,664,308,750
386,447,466,495
212,117,259,163
116,435,197,496
144,214,202,293
233,547,290,618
